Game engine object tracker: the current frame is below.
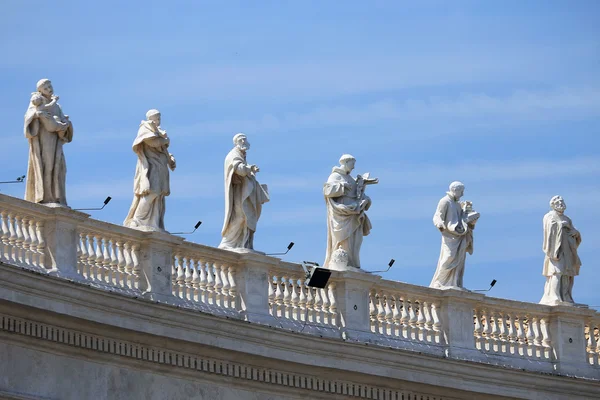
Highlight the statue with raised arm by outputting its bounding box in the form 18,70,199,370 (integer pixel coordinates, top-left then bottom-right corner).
124,109,176,232
539,196,582,306
24,79,74,206
323,154,378,270
430,181,480,290
219,133,269,251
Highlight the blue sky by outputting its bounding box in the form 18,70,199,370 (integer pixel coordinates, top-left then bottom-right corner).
1,1,599,306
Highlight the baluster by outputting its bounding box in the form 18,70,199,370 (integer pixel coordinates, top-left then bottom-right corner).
109,239,119,285
473,308,483,350
298,282,307,322
191,259,200,302
314,285,323,325
123,242,134,289
506,313,516,354
267,274,275,315
391,296,401,337
290,278,299,320
116,241,126,287
526,314,535,357
497,311,507,353
306,286,315,323
400,297,410,339
21,218,31,265
423,301,433,342
595,323,600,365
227,265,237,310
328,282,337,327
321,286,331,326
369,291,377,333
431,302,442,344
206,262,215,305
86,234,96,280
131,244,140,290
14,215,24,264
8,213,17,262
94,235,104,283
482,309,492,351
531,316,542,358
79,233,89,277
489,310,499,352
176,256,185,299
408,299,418,340
281,275,291,319
516,315,526,356
199,260,208,304
540,317,552,359
102,238,112,284
35,221,45,268
0,211,9,261
274,276,284,318
184,258,193,301
28,218,39,267
384,294,394,336
220,264,230,308
416,300,426,341
375,292,385,334
213,262,223,307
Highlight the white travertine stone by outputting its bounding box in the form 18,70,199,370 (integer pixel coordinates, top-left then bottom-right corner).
328,245,350,271
24,79,74,206
324,155,378,270
430,181,480,290
219,133,269,251
540,196,582,306
124,110,176,232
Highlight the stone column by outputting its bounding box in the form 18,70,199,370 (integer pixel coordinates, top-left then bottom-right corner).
236,253,279,326
548,305,597,377
334,270,382,341
138,232,183,303
44,206,89,280
438,289,486,359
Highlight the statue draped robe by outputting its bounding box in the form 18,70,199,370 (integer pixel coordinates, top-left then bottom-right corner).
24,93,73,205
219,147,269,250
323,167,372,269
540,210,581,304
124,121,171,232
430,194,473,289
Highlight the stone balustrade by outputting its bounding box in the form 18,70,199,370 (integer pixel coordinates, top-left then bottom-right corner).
0,192,598,380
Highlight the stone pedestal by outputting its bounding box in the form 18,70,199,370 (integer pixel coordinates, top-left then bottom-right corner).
139,232,183,303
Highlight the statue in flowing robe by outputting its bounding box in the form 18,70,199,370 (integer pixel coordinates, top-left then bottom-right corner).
219,133,269,251
24,79,74,206
124,110,176,232
324,154,378,270
430,181,479,290
539,196,582,305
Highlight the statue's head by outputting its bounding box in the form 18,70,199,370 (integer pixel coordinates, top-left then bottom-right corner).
30,93,45,107
146,109,161,126
448,181,465,200
233,133,250,151
36,79,53,97
550,195,566,213
339,154,356,173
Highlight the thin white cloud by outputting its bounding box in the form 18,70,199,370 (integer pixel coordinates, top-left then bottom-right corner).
173,86,600,138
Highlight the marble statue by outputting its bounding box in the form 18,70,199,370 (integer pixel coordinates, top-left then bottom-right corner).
24,79,74,206
219,133,269,251
124,110,176,232
323,154,378,270
539,196,582,306
430,181,480,290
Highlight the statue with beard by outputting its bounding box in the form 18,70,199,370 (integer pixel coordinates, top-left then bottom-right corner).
219,133,269,251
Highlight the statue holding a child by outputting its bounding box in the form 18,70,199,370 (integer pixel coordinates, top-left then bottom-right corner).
323,154,378,270
23,79,74,206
